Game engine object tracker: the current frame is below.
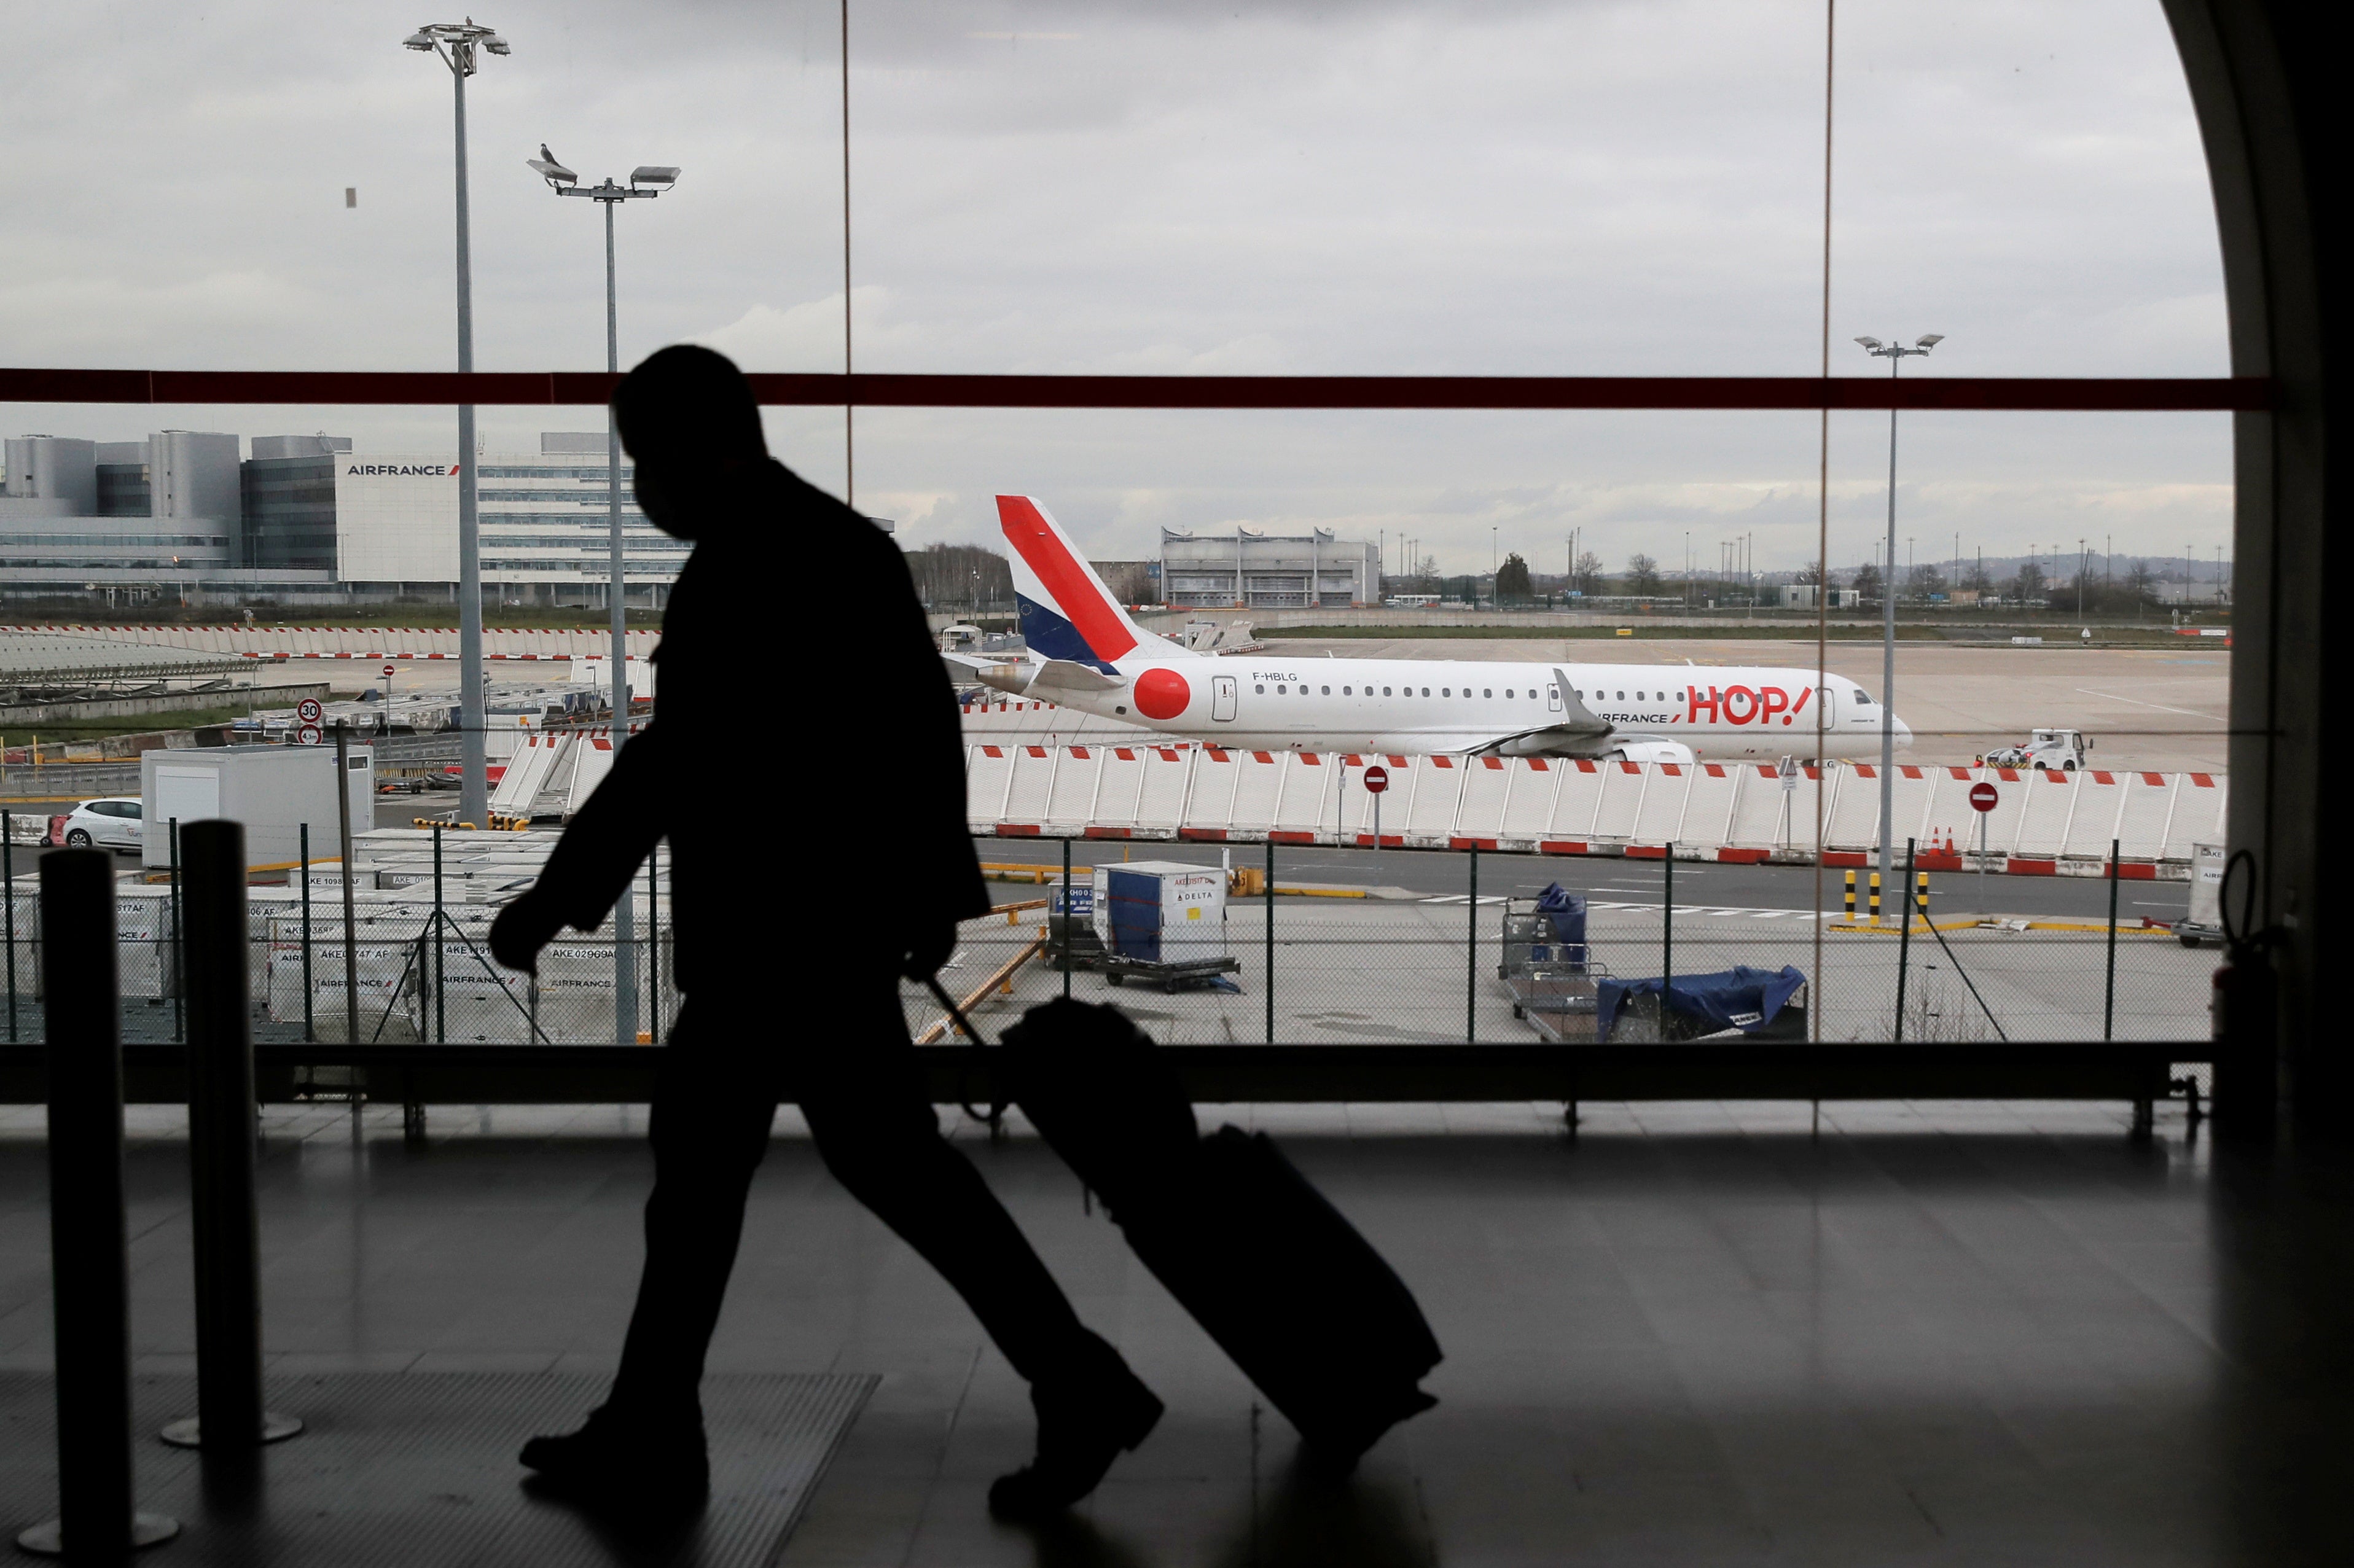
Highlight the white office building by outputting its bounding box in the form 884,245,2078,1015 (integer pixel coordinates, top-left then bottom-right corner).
1160,527,1378,609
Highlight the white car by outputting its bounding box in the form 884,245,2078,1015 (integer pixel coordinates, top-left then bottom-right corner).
54,797,145,852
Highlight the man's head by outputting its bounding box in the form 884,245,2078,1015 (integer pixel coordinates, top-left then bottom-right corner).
614,345,767,539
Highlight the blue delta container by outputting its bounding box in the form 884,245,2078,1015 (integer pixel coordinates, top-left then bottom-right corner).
1103,862,1227,964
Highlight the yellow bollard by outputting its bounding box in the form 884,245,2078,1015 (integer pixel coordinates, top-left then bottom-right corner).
1867,871,1882,922
1843,870,1856,917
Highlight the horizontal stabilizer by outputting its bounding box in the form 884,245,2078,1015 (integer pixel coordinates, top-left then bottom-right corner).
1029,658,1129,694
942,652,1036,697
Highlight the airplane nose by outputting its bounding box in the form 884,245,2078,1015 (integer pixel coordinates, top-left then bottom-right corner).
1894,716,1915,751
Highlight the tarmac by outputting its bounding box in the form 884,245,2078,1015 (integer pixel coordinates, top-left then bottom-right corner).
924,899,2217,1048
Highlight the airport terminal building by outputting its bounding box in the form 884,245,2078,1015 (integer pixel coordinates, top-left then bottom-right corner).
1,430,686,607
1160,526,1378,609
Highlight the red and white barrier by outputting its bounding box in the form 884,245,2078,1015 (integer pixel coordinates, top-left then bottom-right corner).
963,747,2226,877
1,625,662,660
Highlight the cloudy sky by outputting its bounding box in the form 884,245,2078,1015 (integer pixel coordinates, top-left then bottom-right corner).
1,0,2229,578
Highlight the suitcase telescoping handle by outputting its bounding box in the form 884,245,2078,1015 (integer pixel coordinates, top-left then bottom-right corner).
922,976,1007,1125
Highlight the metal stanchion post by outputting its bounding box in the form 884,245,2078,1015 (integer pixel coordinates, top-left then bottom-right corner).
334,724,360,1047
17,849,179,1557
169,818,184,1043
1895,838,1917,1042
1062,837,1073,1000
1264,840,1275,1044
4,809,15,1044
1466,846,1478,1044
431,824,446,1044
1663,849,1674,1000
646,846,660,1041
2105,838,2120,1041
300,824,314,1043
162,821,301,1453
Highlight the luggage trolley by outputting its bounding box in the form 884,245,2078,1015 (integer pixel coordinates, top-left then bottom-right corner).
1500,886,1609,1041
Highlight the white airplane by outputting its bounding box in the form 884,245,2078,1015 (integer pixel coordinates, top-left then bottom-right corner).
954,495,1911,765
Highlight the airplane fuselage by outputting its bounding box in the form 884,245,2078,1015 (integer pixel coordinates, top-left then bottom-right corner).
1034,656,1908,761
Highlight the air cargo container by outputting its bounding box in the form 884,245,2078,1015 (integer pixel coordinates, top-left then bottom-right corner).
143,744,375,872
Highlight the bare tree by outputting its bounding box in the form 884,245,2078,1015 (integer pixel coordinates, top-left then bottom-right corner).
1625,553,1663,596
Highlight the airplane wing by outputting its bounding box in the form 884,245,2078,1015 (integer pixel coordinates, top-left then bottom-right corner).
1471,669,1619,757
1549,668,1616,738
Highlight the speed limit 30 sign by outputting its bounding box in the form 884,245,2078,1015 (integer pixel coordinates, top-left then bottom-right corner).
295,697,323,725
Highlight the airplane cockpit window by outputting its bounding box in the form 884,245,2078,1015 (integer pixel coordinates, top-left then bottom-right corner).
1852,690,1874,706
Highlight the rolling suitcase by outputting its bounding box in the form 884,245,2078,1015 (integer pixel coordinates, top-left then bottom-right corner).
933,987,1441,1469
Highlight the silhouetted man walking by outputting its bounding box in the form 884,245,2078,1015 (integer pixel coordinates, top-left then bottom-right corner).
490,345,1160,1518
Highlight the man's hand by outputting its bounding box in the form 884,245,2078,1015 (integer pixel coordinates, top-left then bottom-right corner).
488,891,566,975
901,916,959,983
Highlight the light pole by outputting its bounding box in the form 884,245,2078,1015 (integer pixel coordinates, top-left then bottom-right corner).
528,149,677,1047
404,20,510,830
1854,333,1942,908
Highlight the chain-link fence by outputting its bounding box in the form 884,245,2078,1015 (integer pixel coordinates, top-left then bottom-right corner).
904,839,2220,1051
0,833,2217,1050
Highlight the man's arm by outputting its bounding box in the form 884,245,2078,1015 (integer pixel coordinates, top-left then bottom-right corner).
488,723,667,970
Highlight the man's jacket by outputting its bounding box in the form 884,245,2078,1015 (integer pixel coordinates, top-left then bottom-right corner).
527,459,989,989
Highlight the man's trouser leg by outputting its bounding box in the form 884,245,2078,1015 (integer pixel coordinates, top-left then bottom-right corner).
607,999,777,1420
797,977,1097,1387
607,983,1102,1419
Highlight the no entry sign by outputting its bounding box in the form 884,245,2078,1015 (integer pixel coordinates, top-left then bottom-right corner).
1968,781,2000,813
1362,764,1390,794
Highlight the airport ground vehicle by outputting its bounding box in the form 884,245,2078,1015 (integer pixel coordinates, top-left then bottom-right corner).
1979,728,2093,771
53,797,144,851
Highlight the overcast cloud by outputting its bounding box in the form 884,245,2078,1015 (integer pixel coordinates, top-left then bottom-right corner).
0,0,2229,577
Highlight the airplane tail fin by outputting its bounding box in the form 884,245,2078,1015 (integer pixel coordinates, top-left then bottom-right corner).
996,495,1192,668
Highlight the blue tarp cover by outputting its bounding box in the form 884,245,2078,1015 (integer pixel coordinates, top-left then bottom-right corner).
1533,883,1589,951
1596,965,1808,1039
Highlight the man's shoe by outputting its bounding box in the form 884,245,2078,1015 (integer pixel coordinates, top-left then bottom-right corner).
520,1404,710,1513
988,1354,1163,1520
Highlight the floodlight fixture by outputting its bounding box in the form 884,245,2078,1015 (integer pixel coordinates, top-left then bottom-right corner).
405,19,508,76
528,145,578,188
1854,336,1883,350
629,166,681,190
1915,333,1945,347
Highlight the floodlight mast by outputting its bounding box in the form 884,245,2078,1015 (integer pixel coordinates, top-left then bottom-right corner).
530,149,678,1046
405,18,509,832
1856,332,1942,908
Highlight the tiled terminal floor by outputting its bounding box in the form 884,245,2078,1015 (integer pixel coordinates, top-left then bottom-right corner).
3,1099,2350,1566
